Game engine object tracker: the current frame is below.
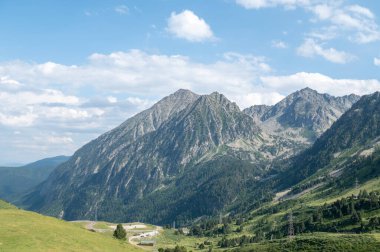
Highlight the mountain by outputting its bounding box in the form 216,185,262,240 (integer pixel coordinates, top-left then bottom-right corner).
236,91,380,222
277,91,380,189
166,92,380,252
244,87,360,144
214,92,380,252
22,88,361,225
243,105,272,123
23,91,268,222
0,156,70,203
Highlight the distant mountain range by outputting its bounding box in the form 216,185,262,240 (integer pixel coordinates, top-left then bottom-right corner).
22,88,376,225
0,156,70,203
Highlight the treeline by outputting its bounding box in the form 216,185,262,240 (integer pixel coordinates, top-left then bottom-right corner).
283,190,380,236
158,246,187,252
188,215,247,237
241,190,380,244
290,176,325,195
218,235,256,248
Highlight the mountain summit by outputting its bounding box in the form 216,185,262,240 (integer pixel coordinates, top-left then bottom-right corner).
22,88,362,224
23,90,264,222
244,87,360,143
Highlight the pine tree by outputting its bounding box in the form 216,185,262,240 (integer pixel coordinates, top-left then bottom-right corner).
113,224,127,240
301,221,306,233
350,201,355,215
369,217,380,229
351,209,360,224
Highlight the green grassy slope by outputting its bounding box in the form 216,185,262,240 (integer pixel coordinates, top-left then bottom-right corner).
156,229,380,252
235,233,380,252
0,200,141,252
0,199,17,210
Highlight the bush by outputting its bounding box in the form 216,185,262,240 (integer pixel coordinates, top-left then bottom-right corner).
158,245,187,252
113,224,126,240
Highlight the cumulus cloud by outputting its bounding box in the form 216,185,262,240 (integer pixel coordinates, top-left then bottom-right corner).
0,50,270,163
0,112,38,127
1,50,380,164
374,57,380,66
307,26,339,41
0,76,22,91
271,40,288,49
114,5,129,15
347,5,374,19
236,1,380,44
0,50,271,99
236,92,285,107
297,39,355,64
166,10,214,42
310,4,380,43
236,0,309,10
46,136,74,144
261,72,380,96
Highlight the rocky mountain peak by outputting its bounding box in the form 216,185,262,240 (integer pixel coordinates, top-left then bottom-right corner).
169,89,198,100
195,92,241,113
22,88,364,225
297,86,318,94
282,90,380,187
257,88,360,141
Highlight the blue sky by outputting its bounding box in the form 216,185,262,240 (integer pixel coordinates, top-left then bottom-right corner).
0,0,380,164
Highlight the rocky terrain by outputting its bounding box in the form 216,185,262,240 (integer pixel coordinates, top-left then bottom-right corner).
22,88,362,224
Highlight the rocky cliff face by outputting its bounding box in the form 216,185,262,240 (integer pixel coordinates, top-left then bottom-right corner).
243,105,272,123
24,90,267,222
278,91,380,188
23,88,361,224
244,87,360,145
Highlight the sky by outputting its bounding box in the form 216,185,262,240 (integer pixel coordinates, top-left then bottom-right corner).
0,0,380,165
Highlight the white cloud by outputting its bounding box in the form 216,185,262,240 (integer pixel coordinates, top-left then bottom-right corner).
0,50,270,163
347,5,374,19
40,107,104,120
374,57,380,66
107,96,117,103
166,10,214,42
309,4,380,43
0,76,22,91
308,26,339,41
297,39,355,64
0,50,271,98
236,0,309,9
115,5,129,15
236,0,271,9
236,1,380,44
0,112,38,127
261,72,380,96
125,97,153,110
47,136,74,144
1,50,380,164
271,40,288,49
234,92,285,106
312,4,333,20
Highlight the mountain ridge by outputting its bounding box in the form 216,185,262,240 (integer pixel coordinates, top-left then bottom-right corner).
0,155,70,203
21,88,365,225
278,91,380,188
244,87,360,146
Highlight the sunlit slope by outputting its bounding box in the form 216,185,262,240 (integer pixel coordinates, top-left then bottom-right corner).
0,200,141,252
